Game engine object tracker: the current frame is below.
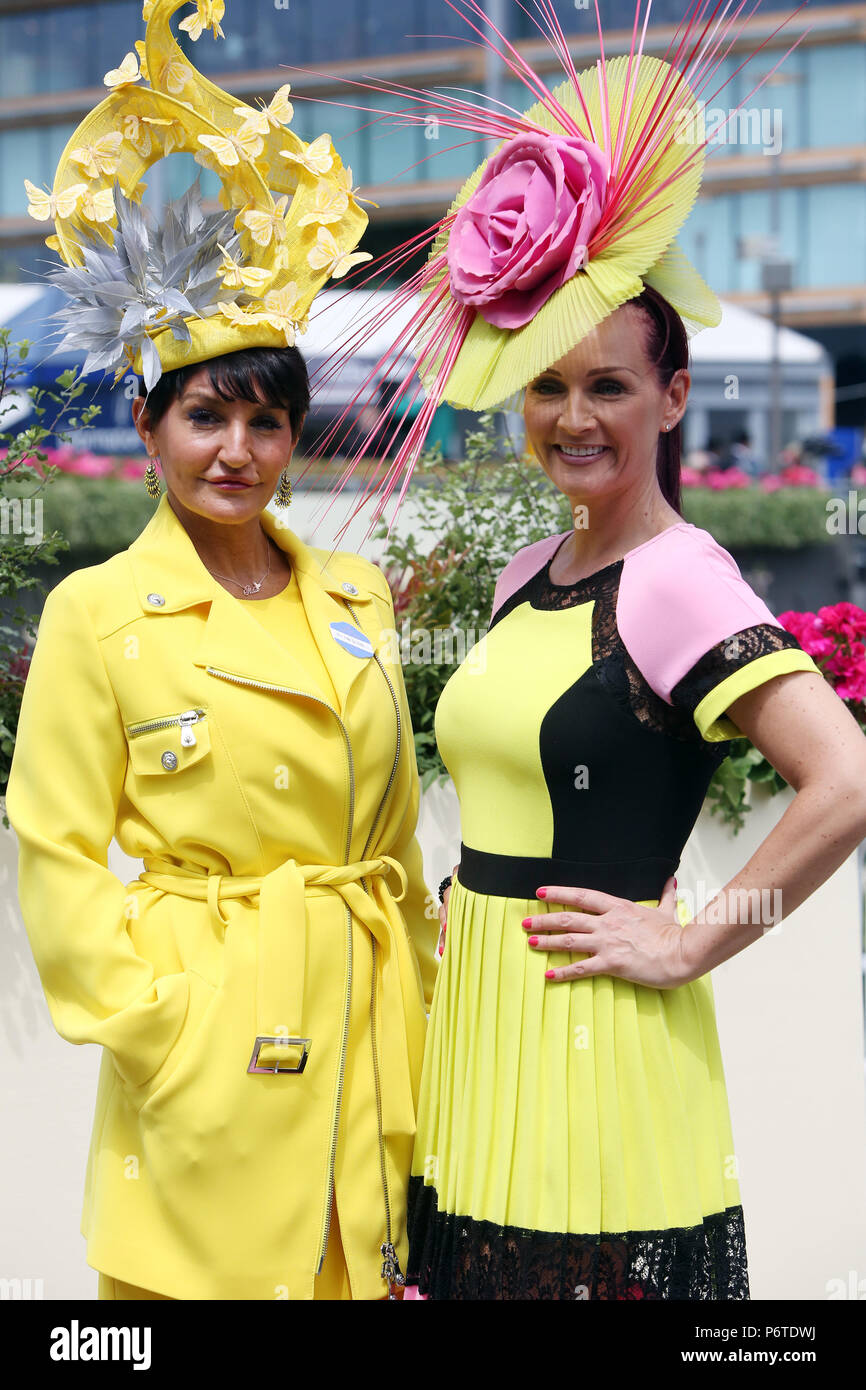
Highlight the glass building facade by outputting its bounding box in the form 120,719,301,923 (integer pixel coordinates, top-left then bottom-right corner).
0,0,863,417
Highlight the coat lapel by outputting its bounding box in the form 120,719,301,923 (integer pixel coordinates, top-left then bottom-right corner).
261,508,386,715
127,493,381,715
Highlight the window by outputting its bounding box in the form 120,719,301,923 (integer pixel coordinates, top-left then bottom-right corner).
678,195,734,291
367,95,422,188
91,1,143,90
0,12,42,100
0,240,46,282
44,6,92,94
0,127,43,216
806,43,866,148
311,1,362,64
804,184,866,287
363,6,418,57
734,186,802,292
417,0,473,49
255,5,311,69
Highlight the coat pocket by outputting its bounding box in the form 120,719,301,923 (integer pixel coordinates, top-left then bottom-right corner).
125,708,212,776
123,968,220,1116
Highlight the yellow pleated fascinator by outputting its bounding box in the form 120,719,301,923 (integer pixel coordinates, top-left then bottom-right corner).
305,0,808,531
24,0,373,390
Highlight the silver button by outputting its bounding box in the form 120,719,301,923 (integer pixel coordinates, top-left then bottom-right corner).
147,592,165,606
341,581,358,595
161,751,178,771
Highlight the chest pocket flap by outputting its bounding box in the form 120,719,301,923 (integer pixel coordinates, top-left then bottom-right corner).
125,710,212,777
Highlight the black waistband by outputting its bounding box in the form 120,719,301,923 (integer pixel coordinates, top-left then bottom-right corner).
456,844,677,903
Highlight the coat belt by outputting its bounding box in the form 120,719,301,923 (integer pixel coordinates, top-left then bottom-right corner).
138,854,416,1136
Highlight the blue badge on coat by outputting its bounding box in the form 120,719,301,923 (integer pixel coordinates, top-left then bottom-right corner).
329,621,374,659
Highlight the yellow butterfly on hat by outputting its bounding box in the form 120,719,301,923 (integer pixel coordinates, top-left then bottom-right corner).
25,0,374,392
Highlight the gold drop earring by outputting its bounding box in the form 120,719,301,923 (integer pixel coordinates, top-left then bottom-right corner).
144,454,162,499
274,468,293,508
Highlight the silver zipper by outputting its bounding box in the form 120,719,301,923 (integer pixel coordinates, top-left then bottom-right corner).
203,664,354,1277
347,602,406,1297
126,708,206,747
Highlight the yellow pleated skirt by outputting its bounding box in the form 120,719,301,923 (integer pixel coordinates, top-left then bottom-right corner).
406,878,748,1299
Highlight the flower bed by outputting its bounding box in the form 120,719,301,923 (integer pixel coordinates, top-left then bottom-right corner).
706,601,866,830
0,443,148,482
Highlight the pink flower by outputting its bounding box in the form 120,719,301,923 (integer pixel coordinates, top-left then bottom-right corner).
680,466,703,487
705,467,751,490
63,451,114,477
779,463,820,487
835,664,866,703
447,129,610,329
759,474,783,493
119,457,147,480
7,645,30,683
818,602,866,640
778,610,833,659
780,603,866,707
850,463,866,485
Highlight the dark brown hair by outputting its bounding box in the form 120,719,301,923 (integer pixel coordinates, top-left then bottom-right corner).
627,284,689,516
136,345,310,441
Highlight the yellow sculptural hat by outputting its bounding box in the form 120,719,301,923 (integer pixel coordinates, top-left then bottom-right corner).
25,0,372,390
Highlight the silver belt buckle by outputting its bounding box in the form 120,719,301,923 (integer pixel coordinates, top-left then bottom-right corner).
247,1035,312,1074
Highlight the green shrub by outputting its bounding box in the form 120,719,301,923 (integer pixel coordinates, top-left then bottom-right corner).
681,485,837,550
0,331,103,819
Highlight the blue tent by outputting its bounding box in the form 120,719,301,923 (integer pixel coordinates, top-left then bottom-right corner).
1,283,145,455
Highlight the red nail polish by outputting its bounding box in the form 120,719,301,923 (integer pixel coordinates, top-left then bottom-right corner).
537,888,547,899
528,935,538,946
522,918,533,928
544,969,555,979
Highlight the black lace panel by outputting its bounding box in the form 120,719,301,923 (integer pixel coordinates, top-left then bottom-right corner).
670,624,809,717
582,563,711,745
407,1179,749,1300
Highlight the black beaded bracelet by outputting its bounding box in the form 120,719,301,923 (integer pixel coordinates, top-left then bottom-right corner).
437,874,454,904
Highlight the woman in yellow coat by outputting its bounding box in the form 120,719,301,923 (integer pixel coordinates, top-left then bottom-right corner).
9,0,439,1300
6,344,437,1300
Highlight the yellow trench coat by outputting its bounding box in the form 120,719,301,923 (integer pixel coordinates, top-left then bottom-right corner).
6,493,438,1299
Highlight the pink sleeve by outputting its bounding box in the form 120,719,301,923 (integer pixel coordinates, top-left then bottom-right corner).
490,531,571,621
617,528,785,703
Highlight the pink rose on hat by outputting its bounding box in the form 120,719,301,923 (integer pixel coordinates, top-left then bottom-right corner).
446,129,610,330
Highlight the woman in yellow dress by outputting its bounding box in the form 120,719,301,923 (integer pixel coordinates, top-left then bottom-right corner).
407,285,864,1299
304,0,866,1297
8,0,437,1299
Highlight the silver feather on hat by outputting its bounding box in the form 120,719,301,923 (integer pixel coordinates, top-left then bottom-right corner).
40,173,260,392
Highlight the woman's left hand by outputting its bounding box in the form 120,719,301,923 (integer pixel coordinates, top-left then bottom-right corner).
523,875,693,989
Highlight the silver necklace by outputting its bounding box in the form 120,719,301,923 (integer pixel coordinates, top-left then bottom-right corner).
207,539,272,596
